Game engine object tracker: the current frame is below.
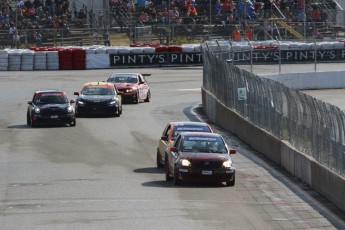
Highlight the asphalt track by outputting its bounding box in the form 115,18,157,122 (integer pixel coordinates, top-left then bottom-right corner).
0,66,344,230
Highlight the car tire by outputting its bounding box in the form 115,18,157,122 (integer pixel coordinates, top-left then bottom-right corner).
165,160,173,181
120,106,122,115
26,112,30,126
70,119,76,127
226,177,235,187
30,118,36,128
134,92,140,104
156,150,164,168
114,108,120,117
144,91,151,102
173,166,182,186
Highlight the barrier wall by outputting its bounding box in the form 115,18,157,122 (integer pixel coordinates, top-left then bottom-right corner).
202,87,345,212
1,41,345,70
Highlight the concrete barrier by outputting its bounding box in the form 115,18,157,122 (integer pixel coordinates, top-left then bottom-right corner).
202,87,345,212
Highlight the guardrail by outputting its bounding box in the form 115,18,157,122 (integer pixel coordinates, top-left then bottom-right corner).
201,40,345,211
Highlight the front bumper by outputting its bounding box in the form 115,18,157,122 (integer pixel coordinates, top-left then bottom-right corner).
76,104,118,115
176,167,235,183
32,114,75,125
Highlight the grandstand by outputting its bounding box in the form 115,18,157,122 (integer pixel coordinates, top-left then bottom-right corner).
0,0,344,48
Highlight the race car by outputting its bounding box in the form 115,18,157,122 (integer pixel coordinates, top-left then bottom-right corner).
74,82,122,117
156,121,213,168
27,90,76,127
165,132,236,186
106,73,151,103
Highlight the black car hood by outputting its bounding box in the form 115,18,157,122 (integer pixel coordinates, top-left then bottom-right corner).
79,95,114,101
180,152,229,161
37,104,69,109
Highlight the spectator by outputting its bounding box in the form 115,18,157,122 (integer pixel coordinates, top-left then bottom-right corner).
33,0,43,8
222,0,234,20
214,0,222,16
102,29,111,46
169,6,179,23
187,5,197,17
76,8,87,26
310,5,321,23
161,7,168,24
45,0,54,15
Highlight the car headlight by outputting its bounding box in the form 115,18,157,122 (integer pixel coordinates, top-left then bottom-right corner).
77,101,84,105
67,106,73,113
34,107,40,113
222,160,233,168
181,159,191,167
125,89,133,93
109,101,116,105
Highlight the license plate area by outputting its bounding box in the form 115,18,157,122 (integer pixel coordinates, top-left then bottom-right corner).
202,170,212,175
50,115,58,119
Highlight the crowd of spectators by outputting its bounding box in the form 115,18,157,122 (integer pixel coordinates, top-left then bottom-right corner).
0,0,78,47
109,0,330,38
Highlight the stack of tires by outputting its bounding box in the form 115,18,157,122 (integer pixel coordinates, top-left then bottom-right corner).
0,50,8,71
21,50,34,71
72,48,86,70
59,49,73,70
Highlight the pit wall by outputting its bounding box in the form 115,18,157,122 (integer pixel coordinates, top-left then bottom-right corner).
2,40,345,70
202,87,345,212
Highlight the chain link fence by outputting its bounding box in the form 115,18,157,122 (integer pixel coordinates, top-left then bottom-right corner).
202,41,345,176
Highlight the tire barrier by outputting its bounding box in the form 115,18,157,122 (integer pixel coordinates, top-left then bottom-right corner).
0,41,345,70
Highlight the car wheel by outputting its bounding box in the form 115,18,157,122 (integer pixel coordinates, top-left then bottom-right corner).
173,166,182,186
120,105,122,115
114,108,120,117
30,118,36,128
26,112,30,126
70,119,76,127
134,92,140,104
165,160,173,181
156,150,164,168
226,177,235,187
144,91,151,102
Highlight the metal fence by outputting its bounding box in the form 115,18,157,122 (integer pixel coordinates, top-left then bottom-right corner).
201,42,345,176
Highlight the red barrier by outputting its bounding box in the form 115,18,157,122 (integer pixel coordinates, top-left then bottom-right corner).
168,46,182,52
59,48,73,70
155,46,169,52
253,45,278,50
72,48,86,70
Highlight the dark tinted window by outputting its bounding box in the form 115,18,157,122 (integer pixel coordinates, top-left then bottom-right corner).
172,125,211,139
81,87,115,95
108,75,138,83
34,92,68,104
182,136,226,153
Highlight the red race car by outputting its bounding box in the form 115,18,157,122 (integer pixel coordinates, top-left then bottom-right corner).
106,73,151,104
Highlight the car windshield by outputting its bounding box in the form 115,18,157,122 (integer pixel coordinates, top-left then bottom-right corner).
81,87,115,95
182,136,227,153
34,93,69,104
108,75,138,84
172,125,211,140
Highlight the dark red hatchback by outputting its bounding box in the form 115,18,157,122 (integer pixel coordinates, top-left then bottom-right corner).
165,132,236,186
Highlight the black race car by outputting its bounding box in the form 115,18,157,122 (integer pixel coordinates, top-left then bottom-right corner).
27,90,76,127
74,82,122,117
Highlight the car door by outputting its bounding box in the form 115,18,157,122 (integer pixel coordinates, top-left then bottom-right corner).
168,134,182,174
158,123,171,160
138,74,148,100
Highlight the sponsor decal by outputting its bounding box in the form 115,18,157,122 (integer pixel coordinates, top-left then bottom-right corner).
110,53,203,66
109,49,345,66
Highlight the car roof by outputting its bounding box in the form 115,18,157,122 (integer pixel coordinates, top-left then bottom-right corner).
82,82,114,87
180,132,221,138
110,73,138,77
35,89,65,94
171,121,210,127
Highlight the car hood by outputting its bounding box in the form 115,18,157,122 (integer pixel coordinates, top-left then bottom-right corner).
180,152,229,161
37,104,69,109
79,95,115,101
114,83,137,89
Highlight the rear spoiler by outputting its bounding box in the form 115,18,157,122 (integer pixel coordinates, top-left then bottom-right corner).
142,74,151,77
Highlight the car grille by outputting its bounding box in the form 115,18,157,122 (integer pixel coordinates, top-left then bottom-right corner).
85,101,108,108
191,160,223,170
40,107,67,116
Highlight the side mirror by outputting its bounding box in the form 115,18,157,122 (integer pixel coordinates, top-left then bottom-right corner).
160,136,168,141
229,149,236,154
74,92,79,96
170,147,177,152
70,99,75,104
27,101,32,105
